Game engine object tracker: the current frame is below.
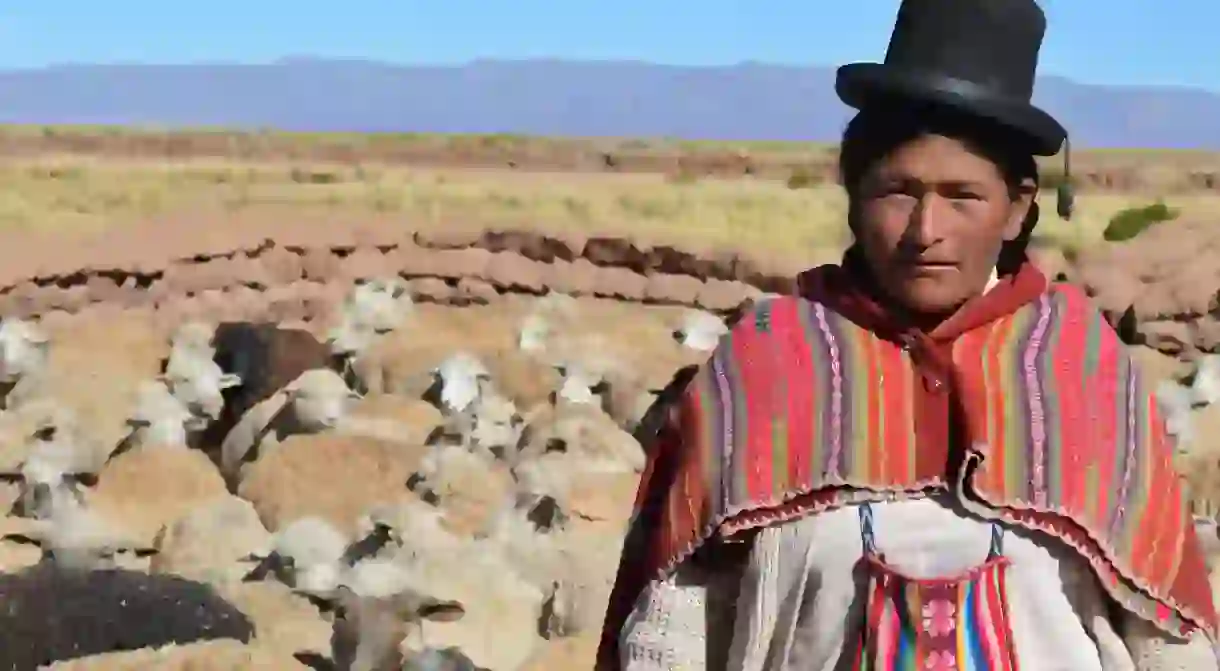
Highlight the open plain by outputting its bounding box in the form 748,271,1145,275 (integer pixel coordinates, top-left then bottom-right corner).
2,127,1220,670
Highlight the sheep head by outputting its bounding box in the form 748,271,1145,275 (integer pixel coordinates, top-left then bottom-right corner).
332,581,466,671
15,406,93,519
555,364,603,406
1191,354,1220,407
433,354,490,416
169,321,217,359
355,499,461,559
675,309,729,352
125,379,208,448
285,368,361,432
248,516,351,596
1194,516,1220,570
8,450,149,569
0,317,49,384
158,358,241,421
349,278,414,332
16,457,85,521
469,391,522,459
517,314,550,353
327,319,381,360
1155,379,1194,451
326,279,414,361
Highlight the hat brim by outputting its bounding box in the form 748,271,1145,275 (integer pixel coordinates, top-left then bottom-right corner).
836,62,1066,157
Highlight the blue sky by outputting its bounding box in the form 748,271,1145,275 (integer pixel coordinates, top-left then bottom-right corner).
1,2,1215,89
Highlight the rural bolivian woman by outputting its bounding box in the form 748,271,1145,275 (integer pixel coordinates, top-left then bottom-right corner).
597,1,1220,669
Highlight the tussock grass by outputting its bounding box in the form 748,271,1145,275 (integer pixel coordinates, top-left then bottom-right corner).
1,156,1218,257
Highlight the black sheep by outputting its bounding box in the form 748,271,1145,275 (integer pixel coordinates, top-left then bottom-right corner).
200,321,343,450
0,564,253,669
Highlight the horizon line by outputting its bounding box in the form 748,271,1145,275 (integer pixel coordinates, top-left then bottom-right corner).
2,56,1215,94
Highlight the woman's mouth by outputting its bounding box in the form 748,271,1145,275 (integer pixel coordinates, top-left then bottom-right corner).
902,260,958,273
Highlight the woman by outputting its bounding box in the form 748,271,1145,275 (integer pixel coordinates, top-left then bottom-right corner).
598,1,1219,670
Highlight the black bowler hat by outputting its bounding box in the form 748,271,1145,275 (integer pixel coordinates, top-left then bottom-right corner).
836,0,1066,158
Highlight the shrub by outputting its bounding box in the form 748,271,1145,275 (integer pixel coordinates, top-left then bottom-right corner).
1102,200,1179,242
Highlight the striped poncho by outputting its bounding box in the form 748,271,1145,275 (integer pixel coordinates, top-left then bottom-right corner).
598,258,1217,669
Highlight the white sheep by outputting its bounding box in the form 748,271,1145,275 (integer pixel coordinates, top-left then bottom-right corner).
349,278,414,333
121,379,211,449
356,498,465,560
220,368,361,479
555,363,602,405
434,353,490,416
330,575,468,671
168,321,217,361
251,515,352,598
159,352,242,421
0,317,50,403
427,354,526,455
163,320,242,420
1192,354,1220,407
326,279,415,359
2,324,181,466
517,313,550,353
1156,379,1195,450
677,308,729,352
514,404,646,474
13,405,100,519
515,294,583,357
407,443,518,536
479,496,617,640
6,461,148,571
249,515,425,605
380,537,548,670
465,391,522,460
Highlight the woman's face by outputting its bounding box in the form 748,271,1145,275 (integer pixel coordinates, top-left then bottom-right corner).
851,133,1034,317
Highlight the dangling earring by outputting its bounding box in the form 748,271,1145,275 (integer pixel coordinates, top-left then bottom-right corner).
1056,136,1075,220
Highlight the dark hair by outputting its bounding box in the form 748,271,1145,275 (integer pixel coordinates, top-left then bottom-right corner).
837,102,1042,270
839,104,1040,196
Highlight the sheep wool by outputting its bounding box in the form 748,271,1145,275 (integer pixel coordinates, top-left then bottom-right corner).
0,564,254,669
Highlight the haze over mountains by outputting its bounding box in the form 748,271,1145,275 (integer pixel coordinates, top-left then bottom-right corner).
0,58,1217,149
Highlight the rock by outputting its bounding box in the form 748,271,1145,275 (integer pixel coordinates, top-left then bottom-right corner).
546,259,600,296
644,273,703,305
583,236,652,272
485,252,548,293
593,267,647,301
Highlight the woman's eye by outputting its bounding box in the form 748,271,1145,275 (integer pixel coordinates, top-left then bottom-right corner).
875,185,916,199
944,187,984,200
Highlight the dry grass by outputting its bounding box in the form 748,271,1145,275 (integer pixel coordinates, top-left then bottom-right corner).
2,156,1220,258
16,124,1220,163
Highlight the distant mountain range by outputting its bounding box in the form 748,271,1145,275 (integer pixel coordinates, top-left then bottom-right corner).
0,58,1217,149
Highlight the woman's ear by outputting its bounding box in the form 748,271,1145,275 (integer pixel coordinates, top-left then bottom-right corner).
1004,178,1038,242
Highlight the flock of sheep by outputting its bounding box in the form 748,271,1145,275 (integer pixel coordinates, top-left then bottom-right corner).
0,278,733,670
1156,354,1220,563
10,261,1219,670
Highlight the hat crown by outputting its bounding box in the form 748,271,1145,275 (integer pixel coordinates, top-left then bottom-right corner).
883,0,1047,102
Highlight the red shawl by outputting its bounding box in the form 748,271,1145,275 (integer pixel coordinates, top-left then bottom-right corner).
596,258,1217,669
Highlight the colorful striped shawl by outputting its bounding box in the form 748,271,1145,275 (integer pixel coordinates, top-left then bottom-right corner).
598,263,1216,669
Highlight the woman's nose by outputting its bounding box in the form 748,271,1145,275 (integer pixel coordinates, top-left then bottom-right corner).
906,194,950,247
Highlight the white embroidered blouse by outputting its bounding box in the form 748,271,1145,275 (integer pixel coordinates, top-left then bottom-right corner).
618,497,1218,671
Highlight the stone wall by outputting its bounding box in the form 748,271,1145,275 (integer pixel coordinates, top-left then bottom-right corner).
0,216,798,325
